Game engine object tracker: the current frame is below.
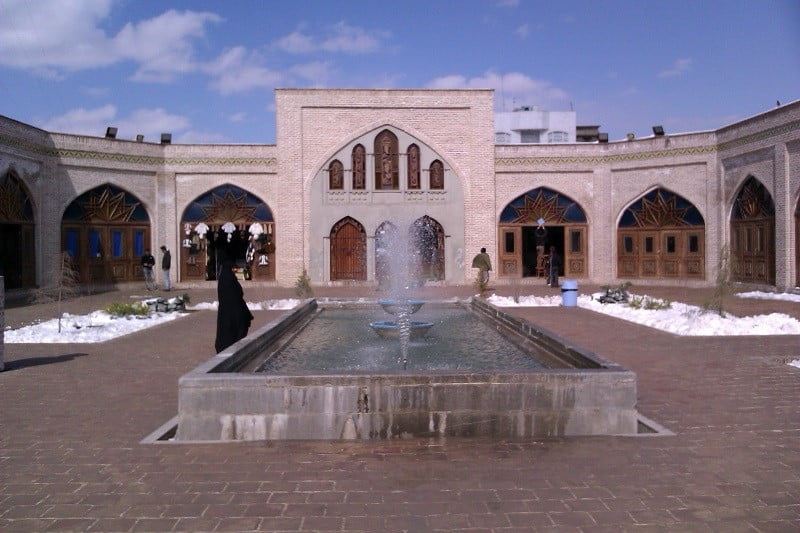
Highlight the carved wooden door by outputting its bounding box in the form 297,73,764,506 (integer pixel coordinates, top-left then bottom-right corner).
564,226,586,278
330,218,366,280
498,226,521,278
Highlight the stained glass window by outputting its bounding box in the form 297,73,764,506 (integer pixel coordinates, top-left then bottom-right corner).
500,188,586,224
182,184,272,223
619,188,704,228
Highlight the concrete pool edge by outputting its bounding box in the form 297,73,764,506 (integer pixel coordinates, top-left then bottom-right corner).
174,297,642,441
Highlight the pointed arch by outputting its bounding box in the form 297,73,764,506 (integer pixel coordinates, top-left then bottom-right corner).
374,130,399,189
498,187,588,279
429,160,444,190
330,217,366,280
352,144,366,190
410,215,444,281
407,144,420,189
796,197,800,287
730,176,775,284
180,184,275,281
328,160,344,190
0,170,36,288
617,188,705,279
61,183,150,285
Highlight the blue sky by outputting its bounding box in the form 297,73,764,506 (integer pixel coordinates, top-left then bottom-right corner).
0,0,797,144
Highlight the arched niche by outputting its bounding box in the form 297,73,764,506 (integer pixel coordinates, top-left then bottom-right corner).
0,171,36,288
61,184,150,285
498,187,588,279
330,217,366,281
617,188,705,279
180,184,275,282
730,176,775,284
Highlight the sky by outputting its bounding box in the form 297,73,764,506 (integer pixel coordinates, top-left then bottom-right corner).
5,290,800,343
0,0,798,144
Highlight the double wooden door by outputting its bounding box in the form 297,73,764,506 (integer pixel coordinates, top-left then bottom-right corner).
330,218,366,280
618,229,704,279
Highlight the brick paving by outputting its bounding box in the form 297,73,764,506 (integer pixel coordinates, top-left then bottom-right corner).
1,283,799,532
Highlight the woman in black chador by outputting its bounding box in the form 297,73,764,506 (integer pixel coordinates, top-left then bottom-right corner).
214,260,254,353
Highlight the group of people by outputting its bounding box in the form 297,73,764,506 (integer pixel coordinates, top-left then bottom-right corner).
141,246,171,291
472,245,561,287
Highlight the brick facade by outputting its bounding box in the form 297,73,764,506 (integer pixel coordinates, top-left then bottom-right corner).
1,92,798,290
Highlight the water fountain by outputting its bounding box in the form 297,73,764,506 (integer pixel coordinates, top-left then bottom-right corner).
173,218,641,441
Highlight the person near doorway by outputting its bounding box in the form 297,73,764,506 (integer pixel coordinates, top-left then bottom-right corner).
547,245,561,287
214,259,254,353
141,249,156,290
471,247,492,285
160,245,171,291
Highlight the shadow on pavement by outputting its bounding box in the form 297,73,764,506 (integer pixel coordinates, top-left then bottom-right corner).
2,352,89,371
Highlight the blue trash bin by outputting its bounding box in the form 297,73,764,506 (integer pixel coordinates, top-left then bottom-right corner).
561,279,578,307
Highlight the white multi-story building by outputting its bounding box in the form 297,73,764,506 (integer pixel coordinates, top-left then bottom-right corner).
494,106,576,144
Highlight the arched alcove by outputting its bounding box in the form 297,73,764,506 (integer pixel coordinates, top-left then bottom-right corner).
0,171,35,288
730,176,775,284
61,184,150,285
330,217,366,281
180,184,275,281
498,187,588,278
617,188,705,279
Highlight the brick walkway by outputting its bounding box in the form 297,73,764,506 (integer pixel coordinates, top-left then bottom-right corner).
1,284,799,531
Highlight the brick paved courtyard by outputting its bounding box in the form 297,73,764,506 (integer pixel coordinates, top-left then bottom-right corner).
1,284,799,531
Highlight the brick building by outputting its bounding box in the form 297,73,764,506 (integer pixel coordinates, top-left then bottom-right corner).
1,89,798,292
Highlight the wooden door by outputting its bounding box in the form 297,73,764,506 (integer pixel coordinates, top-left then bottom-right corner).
732,220,774,283
564,226,586,278
638,231,659,277
330,218,366,280
661,231,682,278
498,226,521,277
618,231,638,278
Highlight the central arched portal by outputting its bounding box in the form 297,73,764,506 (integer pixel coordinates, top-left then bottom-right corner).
498,188,588,279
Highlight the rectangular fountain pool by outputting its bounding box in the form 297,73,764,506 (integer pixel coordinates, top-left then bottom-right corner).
176,298,639,441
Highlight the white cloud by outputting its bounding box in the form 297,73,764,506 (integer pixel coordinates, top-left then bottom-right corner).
115,9,223,82
274,30,317,54
274,21,385,55
290,61,336,85
0,1,221,81
41,104,117,134
515,24,530,38
228,112,247,123
321,21,382,53
175,130,228,144
428,71,570,110
205,46,284,95
39,105,190,140
658,58,691,79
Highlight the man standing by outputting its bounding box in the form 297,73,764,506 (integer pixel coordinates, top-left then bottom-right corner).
471,247,492,285
141,249,156,290
547,245,561,288
160,245,171,291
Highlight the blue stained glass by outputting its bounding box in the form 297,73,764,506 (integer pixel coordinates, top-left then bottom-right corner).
65,230,79,258
181,184,273,222
134,231,145,256
112,231,123,257
88,230,102,257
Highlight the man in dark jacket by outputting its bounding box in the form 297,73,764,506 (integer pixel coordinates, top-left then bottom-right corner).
160,245,171,291
141,249,156,290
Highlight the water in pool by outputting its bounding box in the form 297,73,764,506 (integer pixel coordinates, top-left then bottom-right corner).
256,307,546,374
